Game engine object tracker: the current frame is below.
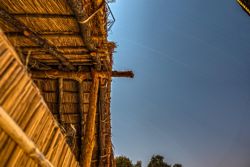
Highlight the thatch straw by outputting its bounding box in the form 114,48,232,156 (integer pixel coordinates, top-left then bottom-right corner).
17,17,79,33
1,0,72,14
8,35,84,47
0,107,53,167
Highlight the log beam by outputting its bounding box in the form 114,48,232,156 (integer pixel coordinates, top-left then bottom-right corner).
58,78,64,123
111,70,134,78
0,8,76,71
98,79,108,167
15,48,52,70
66,0,96,51
31,70,90,83
31,70,134,81
13,13,74,19
80,72,99,167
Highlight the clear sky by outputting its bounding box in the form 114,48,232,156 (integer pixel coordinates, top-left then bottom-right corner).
108,0,250,167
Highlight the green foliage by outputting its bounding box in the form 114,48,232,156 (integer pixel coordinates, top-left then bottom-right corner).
134,160,142,167
115,156,133,167
147,155,171,167
173,164,182,167
116,154,182,167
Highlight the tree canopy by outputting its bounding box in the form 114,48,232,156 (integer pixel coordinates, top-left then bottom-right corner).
148,155,171,167
115,154,182,167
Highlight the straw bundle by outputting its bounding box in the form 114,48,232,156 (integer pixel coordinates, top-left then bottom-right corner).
1,0,72,14
0,28,79,167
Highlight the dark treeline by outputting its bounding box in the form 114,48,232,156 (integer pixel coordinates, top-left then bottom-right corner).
115,154,182,167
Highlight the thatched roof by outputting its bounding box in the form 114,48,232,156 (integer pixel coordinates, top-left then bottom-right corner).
0,0,120,167
0,0,115,71
0,28,80,167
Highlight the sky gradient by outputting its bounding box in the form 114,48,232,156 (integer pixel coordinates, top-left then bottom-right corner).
108,1,250,167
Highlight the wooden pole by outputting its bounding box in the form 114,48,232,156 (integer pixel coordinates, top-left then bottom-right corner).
111,71,134,78
81,72,99,167
0,107,53,167
106,79,113,167
66,0,96,51
98,79,107,167
58,78,64,124
31,70,90,82
0,8,76,71
31,70,134,81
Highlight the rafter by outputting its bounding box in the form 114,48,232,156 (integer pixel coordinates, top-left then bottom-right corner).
5,32,80,36
0,8,76,71
13,13,74,19
31,70,134,81
66,0,96,52
80,72,99,167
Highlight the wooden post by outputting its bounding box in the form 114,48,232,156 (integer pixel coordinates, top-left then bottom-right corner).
81,72,99,167
106,79,113,167
97,78,107,167
111,71,134,78
31,70,134,80
0,107,53,167
78,81,85,162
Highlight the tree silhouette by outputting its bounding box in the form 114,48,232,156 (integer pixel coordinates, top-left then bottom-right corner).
134,160,142,167
115,156,133,167
147,155,171,167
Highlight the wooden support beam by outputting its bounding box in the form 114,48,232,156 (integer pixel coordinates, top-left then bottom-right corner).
66,0,96,51
81,73,99,167
13,13,74,18
78,82,85,162
31,70,134,81
58,78,64,124
31,70,90,83
15,48,52,70
0,107,53,167
5,32,80,36
105,79,113,167
0,8,76,71
111,70,134,78
97,79,108,167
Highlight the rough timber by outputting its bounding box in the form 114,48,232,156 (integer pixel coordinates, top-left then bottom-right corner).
0,0,130,167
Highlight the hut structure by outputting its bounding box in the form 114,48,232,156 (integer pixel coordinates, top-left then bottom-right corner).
0,0,133,167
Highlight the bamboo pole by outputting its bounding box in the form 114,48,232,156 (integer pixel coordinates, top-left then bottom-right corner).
80,73,99,167
0,107,53,167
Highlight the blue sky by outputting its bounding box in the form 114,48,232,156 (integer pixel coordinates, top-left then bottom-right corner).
108,0,250,167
